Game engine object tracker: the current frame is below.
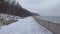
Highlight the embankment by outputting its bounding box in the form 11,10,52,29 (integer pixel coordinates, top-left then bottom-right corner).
33,16,60,34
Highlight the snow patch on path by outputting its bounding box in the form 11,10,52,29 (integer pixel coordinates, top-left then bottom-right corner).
0,17,53,34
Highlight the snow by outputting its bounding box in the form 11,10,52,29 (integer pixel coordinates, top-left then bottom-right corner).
0,13,22,20
0,17,53,34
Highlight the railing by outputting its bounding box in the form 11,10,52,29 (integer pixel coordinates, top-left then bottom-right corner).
33,16,60,34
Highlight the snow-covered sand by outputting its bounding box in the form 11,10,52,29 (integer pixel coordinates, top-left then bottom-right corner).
0,17,53,34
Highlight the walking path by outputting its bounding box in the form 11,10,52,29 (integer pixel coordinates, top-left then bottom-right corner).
0,17,53,34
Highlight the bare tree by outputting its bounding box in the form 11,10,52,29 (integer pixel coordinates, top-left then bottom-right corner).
0,0,40,18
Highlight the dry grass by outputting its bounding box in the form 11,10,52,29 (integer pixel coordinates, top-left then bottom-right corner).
0,18,17,26
0,14,22,26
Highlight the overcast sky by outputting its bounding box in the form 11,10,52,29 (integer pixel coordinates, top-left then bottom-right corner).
16,0,60,16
